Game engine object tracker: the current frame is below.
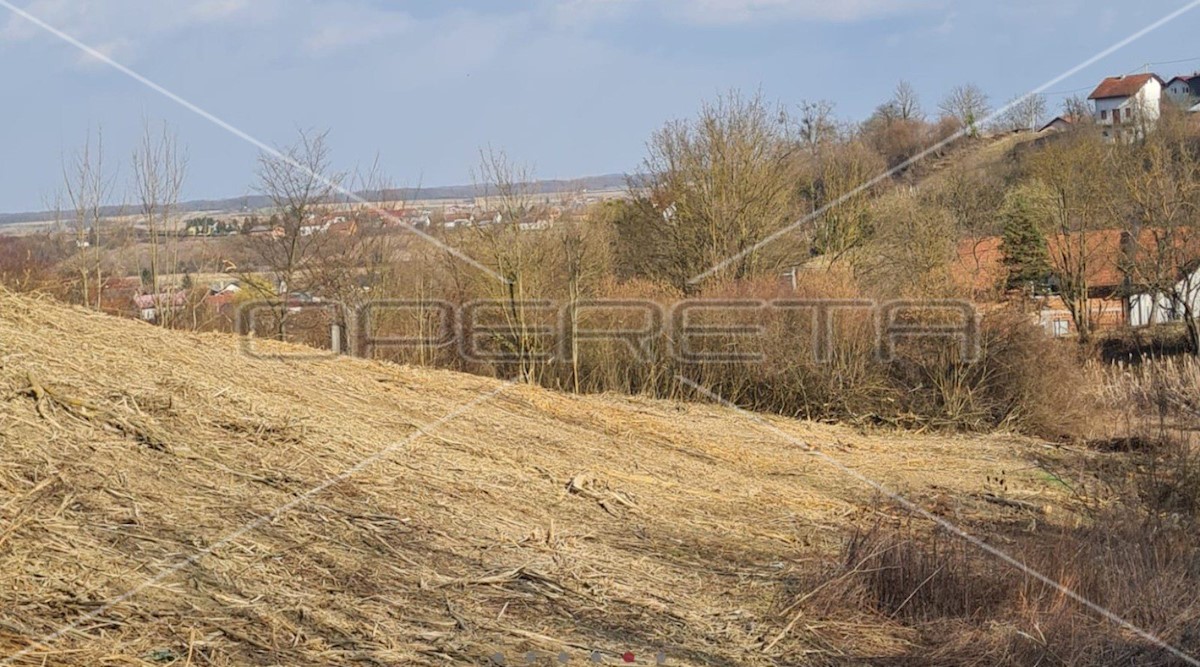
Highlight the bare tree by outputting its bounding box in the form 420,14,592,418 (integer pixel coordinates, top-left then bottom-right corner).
630,91,805,291
465,147,551,384
132,120,188,323
1026,132,1116,341
939,84,990,137
856,190,956,297
473,146,539,230
893,80,924,121
62,129,117,310
995,93,1047,132
1062,95,1092,123
935,167,1007,299
1118,113,1200,352
797,99,839,152
805,139,886,259
245,129,343,340
313,155,407,353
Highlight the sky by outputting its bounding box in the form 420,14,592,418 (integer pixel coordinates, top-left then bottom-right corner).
1,0,1199,213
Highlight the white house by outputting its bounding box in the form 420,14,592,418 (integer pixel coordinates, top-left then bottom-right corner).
299,223,327,237
208,280,241,296
1164,74,1200,107
1088,73,1164,142
1128,265,1200,327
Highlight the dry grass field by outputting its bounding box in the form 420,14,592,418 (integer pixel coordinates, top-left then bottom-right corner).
0,289,1105,665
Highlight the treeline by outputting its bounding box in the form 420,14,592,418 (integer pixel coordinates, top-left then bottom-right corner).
339,90,1104,438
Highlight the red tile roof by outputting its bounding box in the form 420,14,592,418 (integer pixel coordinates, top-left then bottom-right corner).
133,291,188,310
202,292,237,310
1050,229,1130,287
1088,73,1163,100
1037,115,1077,132
952,236,1005,296
954,228,1200,297
327,220,358,235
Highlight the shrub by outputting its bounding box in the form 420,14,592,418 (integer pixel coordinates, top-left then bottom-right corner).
364,267,1090,438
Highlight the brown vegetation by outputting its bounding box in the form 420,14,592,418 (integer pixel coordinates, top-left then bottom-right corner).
0,289,1096,665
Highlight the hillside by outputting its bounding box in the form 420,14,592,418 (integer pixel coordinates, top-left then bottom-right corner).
902,130,1045,190
0,291,1080,665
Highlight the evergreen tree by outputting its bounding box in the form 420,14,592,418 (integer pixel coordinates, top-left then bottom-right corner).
1000,189,1051,292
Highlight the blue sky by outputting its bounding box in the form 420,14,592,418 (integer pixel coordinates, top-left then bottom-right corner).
1,0,1198,212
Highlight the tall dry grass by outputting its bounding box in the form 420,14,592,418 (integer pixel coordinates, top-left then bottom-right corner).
1093,356,1200,521
364,270,1090,439
780,355,1200,664
798,511,1200,665
1095,356,1200,422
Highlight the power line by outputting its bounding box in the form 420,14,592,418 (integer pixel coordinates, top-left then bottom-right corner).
1040,55,1200,98
1146,55,1200,67
1042,85,1093,97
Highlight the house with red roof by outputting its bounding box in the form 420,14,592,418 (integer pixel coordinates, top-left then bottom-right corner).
133,290,188,322
952,228,1200,337
1038,115,1078,134
1088,73,1164,142
1164,74,1200,107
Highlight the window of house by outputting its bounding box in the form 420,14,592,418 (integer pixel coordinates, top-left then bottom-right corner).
1101,109,1108,120
1052,320,1069,337
1125,108,1133,120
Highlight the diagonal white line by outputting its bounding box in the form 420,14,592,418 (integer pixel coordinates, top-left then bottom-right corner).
0,383,513,665
688,0,1200,285
0,0,509,285
676,375,1200,665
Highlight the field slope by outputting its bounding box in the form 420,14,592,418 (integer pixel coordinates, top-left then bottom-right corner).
0,291,1072,665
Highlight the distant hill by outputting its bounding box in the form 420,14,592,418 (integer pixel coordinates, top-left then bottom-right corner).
376,173,632,201
0,173,632,226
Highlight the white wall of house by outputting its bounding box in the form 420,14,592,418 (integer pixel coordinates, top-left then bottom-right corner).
1095,84,1161,124
1129,267,1200,327
1094,79,1162,142
1166,80,1196,106
1094,96,1126,124
1136,79,1163,121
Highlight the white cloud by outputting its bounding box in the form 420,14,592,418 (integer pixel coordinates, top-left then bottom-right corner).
303,6,416,54
1,0,77,41
0,0,266,64
72,37,134,68
672,0,938,24
535,0,940,28
0,0,517,65
546,0,638,28
2,0,258,39
0,0,942,79
188,0,251,22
